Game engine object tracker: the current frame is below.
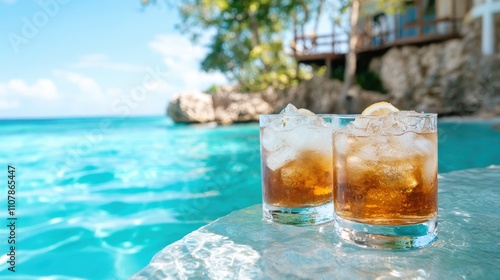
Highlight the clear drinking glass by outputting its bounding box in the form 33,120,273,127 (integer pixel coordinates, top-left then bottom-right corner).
260,114,334,225
333,113,438,249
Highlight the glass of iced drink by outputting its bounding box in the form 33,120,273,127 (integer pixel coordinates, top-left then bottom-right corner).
333,102,438,249
260,104,333,225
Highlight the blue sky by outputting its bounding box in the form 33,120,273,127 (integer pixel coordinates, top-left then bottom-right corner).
0,0,227,118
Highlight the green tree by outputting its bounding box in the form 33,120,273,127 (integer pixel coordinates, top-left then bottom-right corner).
338,0,407,112
143,0,406,101
144,0,325,92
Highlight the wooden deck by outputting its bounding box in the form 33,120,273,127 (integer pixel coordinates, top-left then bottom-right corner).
293,17,463,67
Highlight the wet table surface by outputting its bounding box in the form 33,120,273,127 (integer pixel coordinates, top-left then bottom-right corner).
131,167,500,279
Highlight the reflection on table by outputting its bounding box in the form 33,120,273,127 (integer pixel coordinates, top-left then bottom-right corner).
131,167,500,279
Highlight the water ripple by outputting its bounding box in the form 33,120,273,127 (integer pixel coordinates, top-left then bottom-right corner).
0,118,261,279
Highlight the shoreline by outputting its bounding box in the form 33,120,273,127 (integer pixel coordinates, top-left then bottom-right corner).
438,116,500,122
197,115,500,126
4,115,500,124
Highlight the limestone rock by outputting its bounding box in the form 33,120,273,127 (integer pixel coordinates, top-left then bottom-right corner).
167,19,499,124
371,21,499,117
369,57,382,74
167,92,215,123
166,87,273,125
380,48,407,96
309,77,343,113
442,39,465,75
275,76,343,113
273,82,309,112
347,85,388,113
212,87,273,125
275,75,388,114
274,76,343,113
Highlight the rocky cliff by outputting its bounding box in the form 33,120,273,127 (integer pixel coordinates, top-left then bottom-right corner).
167,20,500,124
370,19,500,116
167,88,275,124
166,78,391,124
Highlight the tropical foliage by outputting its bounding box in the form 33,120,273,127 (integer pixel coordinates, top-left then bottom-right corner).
143,0,407,94
144,0,328,92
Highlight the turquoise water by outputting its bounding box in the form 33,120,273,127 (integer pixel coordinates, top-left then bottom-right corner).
0,117,499,279
438,120,500,172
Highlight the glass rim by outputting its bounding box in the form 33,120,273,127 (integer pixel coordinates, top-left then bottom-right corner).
332,113,438,118
259,114,335,118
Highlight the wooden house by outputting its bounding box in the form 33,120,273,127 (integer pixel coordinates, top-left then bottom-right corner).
292,0,497,74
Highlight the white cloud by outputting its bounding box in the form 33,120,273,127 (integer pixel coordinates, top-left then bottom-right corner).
0,100,19,109
148,34,227,93
47,69,173,117
149,34,206,61
0,78,58,117
70,54,145,72
0,73,173,118
1,0,16,4
52,70,103,99
0,35,228,118
106,87,123,97
0,78,58,100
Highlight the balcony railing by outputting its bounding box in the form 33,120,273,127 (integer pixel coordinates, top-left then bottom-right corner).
292,17,462,59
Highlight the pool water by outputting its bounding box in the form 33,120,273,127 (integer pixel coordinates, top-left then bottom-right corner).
438,120,500,172
0,117,499,279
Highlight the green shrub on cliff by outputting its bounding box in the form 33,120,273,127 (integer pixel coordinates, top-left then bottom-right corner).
331,66,387,93
356,70,387,94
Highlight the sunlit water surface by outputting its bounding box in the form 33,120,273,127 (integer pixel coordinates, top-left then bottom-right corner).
0,116,498,279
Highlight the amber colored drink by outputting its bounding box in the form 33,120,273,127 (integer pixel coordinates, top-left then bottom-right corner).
334,132,437,225
332,112,438,249
262,148,333,208
260,112,333,225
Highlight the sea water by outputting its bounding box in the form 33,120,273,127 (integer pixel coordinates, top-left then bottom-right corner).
0,116,498,279
0,117,261,279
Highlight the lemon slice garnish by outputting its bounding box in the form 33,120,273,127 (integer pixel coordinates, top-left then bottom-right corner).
297,108,315,116
361,102,399,116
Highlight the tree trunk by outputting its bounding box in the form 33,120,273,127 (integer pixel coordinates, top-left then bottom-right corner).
293,11,300,79
313,0,326,34
339,0,360,113
248,12,271,74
